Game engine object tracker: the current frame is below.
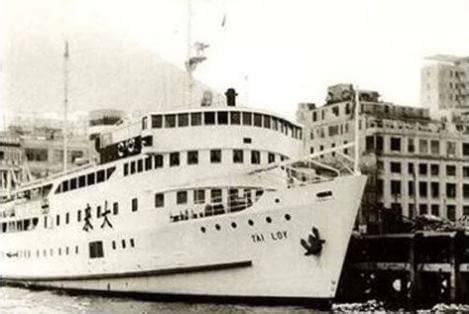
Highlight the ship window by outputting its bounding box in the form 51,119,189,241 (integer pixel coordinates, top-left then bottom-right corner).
107,167,115,179
87,172,95,185
70,178,77,190
317,191,333,198
263,115,271,128
112,241,116,250
211,189,222,203
113,202,119,215
130,161,136,174
178,113,189,127
170,152,180,166
78,175,86,187
187,150,198,165
177,191,188,204
97,205,102,217
58,248,62,256
66,212,70,224
44,216,48,228
243,137,252,144
137,159,143,172
251,150,260,164
268,153,275,163
210,149,222,163
97,170,105,182
130,238,135,247
124,163,129,176
152,115,162,128
191,112,202,126
77,210,82,222
204,112,215,125
145,156,152,170
89,241,104,259
131,198,138,212
253,113,262,127
165,114,176,128
56,214,60,226
272,117,278,130
122,239,126,249
75,246,79,254
230,112,241,125
142,116,148,129
63,180,69,192
154,154,163,168
233,149,244,163
194,189,205,204
218,111,228,124
155,193,164,208
242,112,252,125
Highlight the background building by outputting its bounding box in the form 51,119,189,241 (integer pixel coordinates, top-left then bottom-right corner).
297,84,469,229
420,55,469,116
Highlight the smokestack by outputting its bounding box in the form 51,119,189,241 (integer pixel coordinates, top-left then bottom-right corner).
225,88,238,107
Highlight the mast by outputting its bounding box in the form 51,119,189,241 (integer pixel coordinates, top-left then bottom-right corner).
63,41,69,172
186,0,192,106
353,85,361,175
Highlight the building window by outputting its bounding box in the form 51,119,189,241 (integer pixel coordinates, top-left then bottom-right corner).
446,165,456,176
390,137,401,151
131,198,138,212
155,193,164,208
145,156,152,170
419,181,428,198
113,202,119,215
194,189,205,204
446,183,456,198
419,139,428,154
187,151,198,165
447,141,456,156
407,138,415,153
177,191,188,204
463,166,469,178
253,113,262,127
418,163,428,175
430,140,440,155
242,112,252,125
210,149,222,163
233,149,244,163
408,204,415,218
217,111,228,125
408,163,414,174
391,180,401,195
463,184,469,199
390,162,401,174
408,181,415,197
89,241,104,259
431,182,439,198
463,143,469,156
251,150,260,164
419,204,428,215
170,152,180,167
365,136,374,151
430,164,439,176
376,136,383,152
447,205,456,221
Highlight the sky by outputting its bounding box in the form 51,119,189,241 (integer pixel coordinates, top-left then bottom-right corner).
1,0,468,128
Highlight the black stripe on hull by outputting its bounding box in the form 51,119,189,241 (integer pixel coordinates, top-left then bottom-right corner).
0,283,333,310
0,260,252,282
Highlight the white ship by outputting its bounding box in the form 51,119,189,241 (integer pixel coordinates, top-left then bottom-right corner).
0,94,366,307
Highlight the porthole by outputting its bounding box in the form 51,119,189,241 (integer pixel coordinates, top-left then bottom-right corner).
215,224,221,230
284,214,291,221
248,219,254,226
200,227,206,233
275,198,280,203
266,217,272,223
231,222,237,228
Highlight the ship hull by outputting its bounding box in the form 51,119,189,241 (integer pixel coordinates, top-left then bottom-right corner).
0,175,367,307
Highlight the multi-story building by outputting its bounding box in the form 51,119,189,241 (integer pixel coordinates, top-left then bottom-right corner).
421,55,469,116
297,84,469,225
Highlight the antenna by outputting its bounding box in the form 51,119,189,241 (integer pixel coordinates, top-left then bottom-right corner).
63,41,69,172
353,85,361,175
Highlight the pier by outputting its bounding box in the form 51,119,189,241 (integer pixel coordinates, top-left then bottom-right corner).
337,230,469,307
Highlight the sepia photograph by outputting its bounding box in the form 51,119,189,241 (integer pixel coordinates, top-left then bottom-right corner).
0,0,468,312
